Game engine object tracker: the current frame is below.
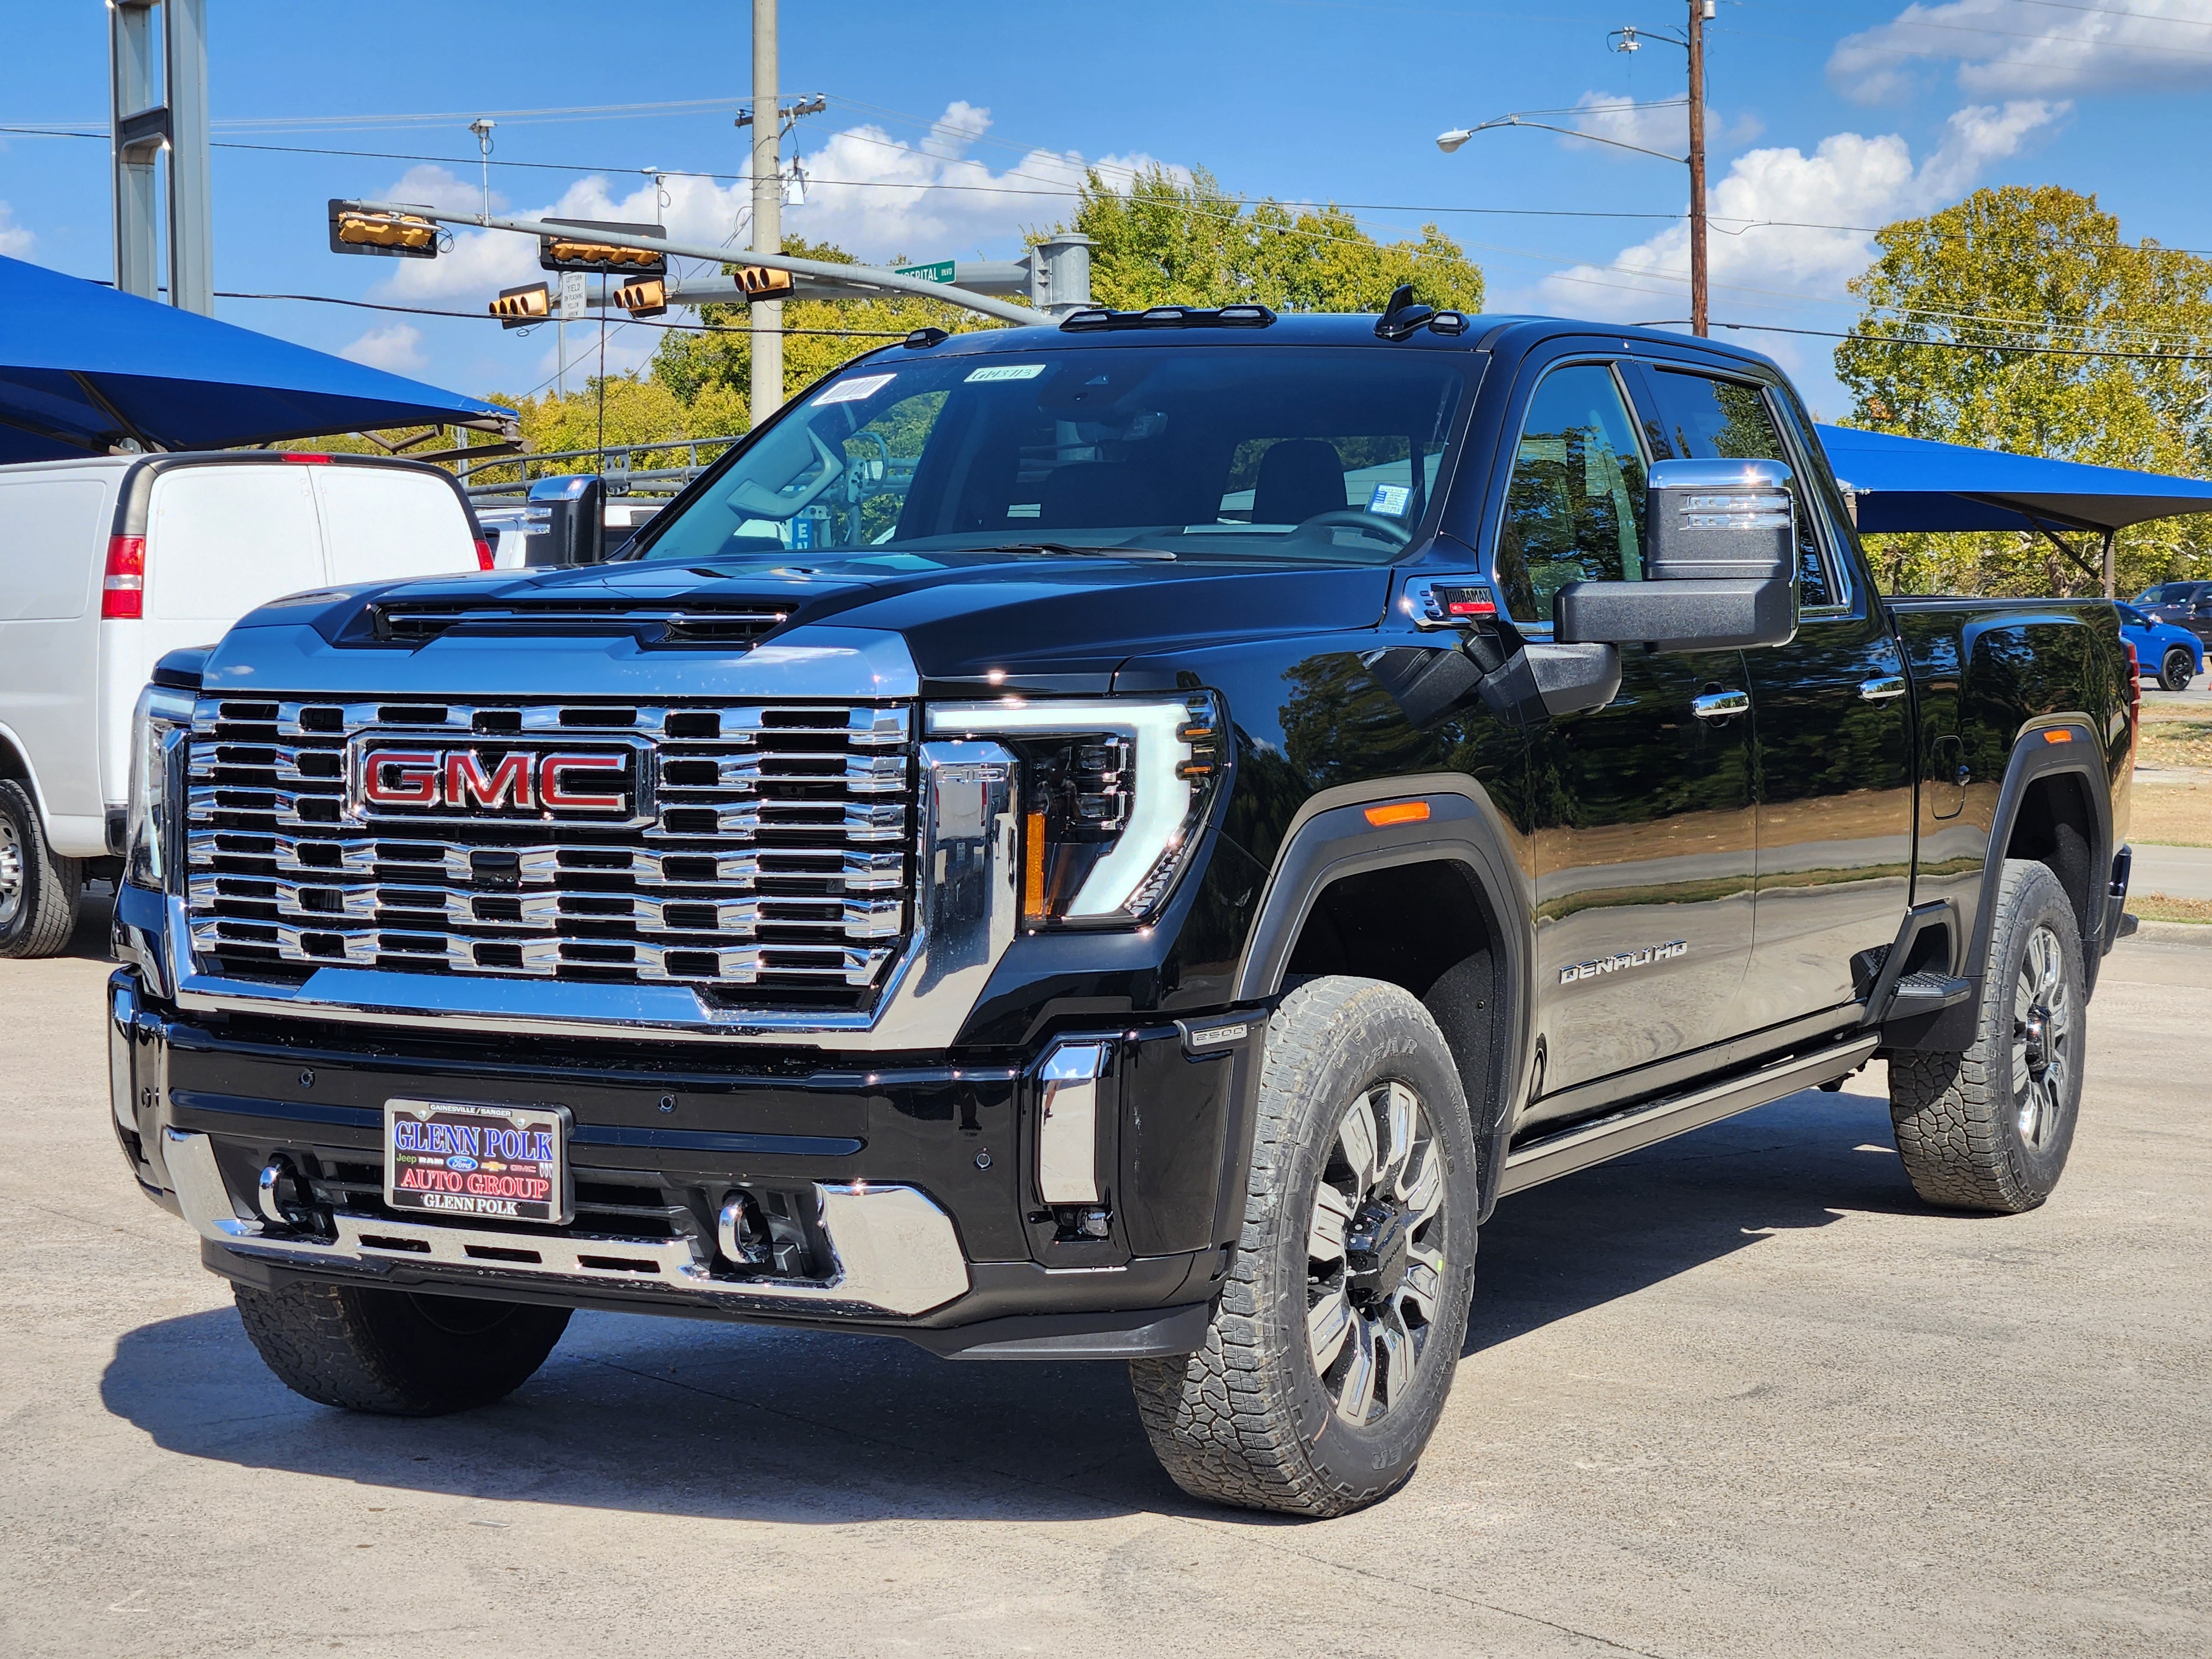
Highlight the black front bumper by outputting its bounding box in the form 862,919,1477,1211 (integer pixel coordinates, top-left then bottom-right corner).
109,968,1262,1358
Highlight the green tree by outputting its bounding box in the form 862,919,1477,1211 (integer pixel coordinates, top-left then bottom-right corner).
1060,164,1483,315
1835,185,2212,597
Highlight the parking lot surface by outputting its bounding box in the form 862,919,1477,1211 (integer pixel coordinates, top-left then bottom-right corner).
3,911,2207,1658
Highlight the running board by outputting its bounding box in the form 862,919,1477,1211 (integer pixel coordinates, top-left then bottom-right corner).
1497,1034,1882,1198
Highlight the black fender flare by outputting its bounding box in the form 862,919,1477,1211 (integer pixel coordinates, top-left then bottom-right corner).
1908,716,2112,1050
1232,773,1536,1220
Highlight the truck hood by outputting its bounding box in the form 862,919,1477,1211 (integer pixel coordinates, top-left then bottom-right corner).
221,551,1392,695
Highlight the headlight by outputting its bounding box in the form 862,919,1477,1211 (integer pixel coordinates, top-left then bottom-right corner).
925,693,1224,927
126,684,195,891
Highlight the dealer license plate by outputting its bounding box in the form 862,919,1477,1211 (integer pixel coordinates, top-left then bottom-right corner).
383,1099,572,1225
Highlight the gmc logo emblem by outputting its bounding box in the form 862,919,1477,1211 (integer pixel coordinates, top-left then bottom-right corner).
349,738,651,823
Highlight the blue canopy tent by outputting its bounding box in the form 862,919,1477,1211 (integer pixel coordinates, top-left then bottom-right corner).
0,254,515,466
1814,424,2212,594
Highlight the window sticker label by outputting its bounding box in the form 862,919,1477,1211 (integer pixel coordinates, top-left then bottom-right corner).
1368,483,1413,517
814,373,896,405
965,363,1048,383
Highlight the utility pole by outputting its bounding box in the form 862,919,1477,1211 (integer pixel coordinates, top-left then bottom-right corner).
108,0,213,314
1687,0,1710,337
749,0,782,427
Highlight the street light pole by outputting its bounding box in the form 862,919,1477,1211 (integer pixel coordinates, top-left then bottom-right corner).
1687,0,1709,337
749,0,782,429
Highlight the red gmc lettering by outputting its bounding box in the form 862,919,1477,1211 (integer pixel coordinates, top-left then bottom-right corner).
446,751,534,810
362,750,439,808
540,752,628,812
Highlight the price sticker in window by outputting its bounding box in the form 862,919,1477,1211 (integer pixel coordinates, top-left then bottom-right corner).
813,373,897,406
1368,483,1413,517
965,363,1048,383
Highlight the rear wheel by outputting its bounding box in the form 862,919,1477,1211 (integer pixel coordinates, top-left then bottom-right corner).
2159,644,2195,692
1129,977,1478,1517
0,779,79,959
233,1281,571,1415
1888,858,2084,1213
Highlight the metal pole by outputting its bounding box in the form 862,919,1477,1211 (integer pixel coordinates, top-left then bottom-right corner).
2101,529,2116,599
109,1,161,301
165,0,213,314
749,0,782,427
1687,0,1708,337
341,200,1046,326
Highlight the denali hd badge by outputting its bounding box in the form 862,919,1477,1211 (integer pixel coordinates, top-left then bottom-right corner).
1559,940,1688,984
347,734,655,826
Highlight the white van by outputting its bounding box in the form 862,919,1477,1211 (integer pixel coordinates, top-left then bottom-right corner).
0,451,489,956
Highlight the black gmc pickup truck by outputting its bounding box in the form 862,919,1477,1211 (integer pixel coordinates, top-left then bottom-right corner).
107,300,2137,1517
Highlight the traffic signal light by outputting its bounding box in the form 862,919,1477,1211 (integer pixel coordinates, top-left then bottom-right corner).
491,283,551,329
613,277,668,319
735,265,795,300
538,218,667,275
327,201,439,259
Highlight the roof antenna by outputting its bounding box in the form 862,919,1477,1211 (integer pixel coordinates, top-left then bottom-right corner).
1377,283,1436,341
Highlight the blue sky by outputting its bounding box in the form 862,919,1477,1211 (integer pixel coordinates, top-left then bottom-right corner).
4,0,2209,420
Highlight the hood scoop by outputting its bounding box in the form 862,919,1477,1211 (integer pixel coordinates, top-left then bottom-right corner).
358,599,794,649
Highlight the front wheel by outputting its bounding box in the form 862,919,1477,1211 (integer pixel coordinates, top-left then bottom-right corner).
1130,977,1478,1517
2159,645,2196,692
233,1281,571,1415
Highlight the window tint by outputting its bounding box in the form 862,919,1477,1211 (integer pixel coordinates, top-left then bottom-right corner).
1645,370,1839,609
1493,363,1648,624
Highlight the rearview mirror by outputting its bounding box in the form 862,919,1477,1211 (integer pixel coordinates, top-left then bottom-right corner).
1552,457,1797,652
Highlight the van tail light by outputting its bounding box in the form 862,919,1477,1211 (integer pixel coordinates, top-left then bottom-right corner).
281,452,332,464
102,535,146,619
473,536,495,571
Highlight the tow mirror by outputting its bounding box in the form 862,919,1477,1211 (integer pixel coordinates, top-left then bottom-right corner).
1554,458,1798,653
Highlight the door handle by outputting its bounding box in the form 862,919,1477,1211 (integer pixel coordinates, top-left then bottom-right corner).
1691,690,1749,721
1859,675,1907,702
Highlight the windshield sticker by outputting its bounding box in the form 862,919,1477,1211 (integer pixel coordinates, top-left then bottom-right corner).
814,373,896,406
965,363,1048,383
1368,483,1413,517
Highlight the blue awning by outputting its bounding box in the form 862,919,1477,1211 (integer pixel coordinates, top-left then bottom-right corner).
1816,424,2212,535
0,254,513,465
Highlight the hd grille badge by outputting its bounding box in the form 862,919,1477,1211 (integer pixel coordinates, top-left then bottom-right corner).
1559,940,1688,985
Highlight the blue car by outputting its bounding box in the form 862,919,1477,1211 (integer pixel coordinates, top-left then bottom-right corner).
2119,603,2205,691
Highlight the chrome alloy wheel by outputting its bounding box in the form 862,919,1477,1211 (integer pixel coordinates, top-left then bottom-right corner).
2013,922,2073,1149
1307,1079,1446,1426
0,814,22,929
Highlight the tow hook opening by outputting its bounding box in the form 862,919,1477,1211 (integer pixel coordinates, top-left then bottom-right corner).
255,1155,333,1241
716,1186,813,1276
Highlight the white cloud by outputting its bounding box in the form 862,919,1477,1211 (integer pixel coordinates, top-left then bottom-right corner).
0,201,34,257
338,322,427,374
369,103,1177,309
1830,0,2212,102
1561,92,1761,161
1535,100,2065,321
383,163,507,218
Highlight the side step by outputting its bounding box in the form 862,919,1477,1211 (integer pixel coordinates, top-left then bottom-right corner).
1497,1033,1881,1198
1885,971,1973,1017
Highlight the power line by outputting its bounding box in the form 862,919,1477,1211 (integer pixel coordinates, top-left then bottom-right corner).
1710,317,2212,366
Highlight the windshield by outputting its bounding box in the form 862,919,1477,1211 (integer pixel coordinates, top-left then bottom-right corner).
627,345,1470,567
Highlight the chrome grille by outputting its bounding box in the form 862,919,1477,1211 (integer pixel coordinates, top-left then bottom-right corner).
182,696,914,1003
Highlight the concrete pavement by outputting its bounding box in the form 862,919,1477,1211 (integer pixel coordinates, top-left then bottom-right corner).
2133,842,2212,900
2,907,2208,1658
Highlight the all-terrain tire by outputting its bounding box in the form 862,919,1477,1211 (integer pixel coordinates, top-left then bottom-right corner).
0,779,80,959
233,1281,571,1415
1888,858,2085,1213
1130,977,1479,1517
2159,645,2195,693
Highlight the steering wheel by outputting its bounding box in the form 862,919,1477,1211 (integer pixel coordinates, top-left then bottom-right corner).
1288,508,1414,548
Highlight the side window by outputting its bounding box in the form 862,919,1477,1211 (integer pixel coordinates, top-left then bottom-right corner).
1642,369,1840,609
1493,363,1648,625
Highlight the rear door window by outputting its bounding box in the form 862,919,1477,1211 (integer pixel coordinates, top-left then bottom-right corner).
313,466,477,583
1640,369,1840,609
145,466,324,623
1492,361,1648,624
